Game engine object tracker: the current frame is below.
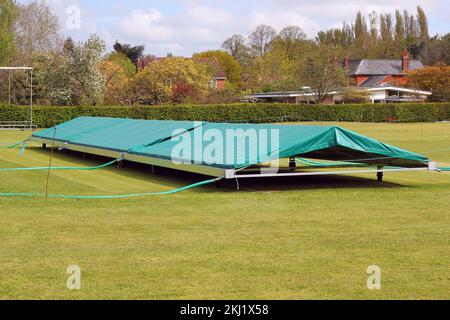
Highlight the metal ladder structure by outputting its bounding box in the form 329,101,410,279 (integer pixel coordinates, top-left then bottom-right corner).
0,67,34,131
0,121,37,131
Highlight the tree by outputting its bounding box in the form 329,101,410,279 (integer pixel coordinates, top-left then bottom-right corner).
402,9,421,50
0,0,18,65
222,34,248,62
113,41,145,67
0,69,31,104
62,37,75,55
129,57,211,105
249,25,277,57
420,33,450,66
106,52,136,77
379,14,393,43
314,7,429,61
403,10,411,39
377,13,398,58
278,26,306,60
395,10,405,44
300,51,347,103
14,0,62,63
192,50,242,89
407,63,450,101
35,35,106,105
316,23,353,50
99,60,131,105
368,11,378,51
352,11,369,57
416,6,429,41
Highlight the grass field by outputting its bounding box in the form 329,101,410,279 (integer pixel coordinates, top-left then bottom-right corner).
0,122,449,300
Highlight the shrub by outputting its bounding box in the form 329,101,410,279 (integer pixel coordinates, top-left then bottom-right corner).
0,103,449,128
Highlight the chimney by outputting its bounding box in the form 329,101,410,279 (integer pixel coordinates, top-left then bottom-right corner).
343,53,350,70
402,50,410,72
136,57,142,71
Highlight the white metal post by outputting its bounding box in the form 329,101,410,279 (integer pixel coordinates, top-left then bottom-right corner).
30,69,33,130
8,70,11,106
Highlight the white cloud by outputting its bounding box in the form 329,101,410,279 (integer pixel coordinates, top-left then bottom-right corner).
261,0,442,25
110,6,236,55
118,9,173,42
39,0,449,56
184,6,235,27
46,0,99,42
248,10,320,36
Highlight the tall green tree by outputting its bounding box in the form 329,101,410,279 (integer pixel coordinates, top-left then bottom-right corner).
377,13,398,58
416,6,429,41
395,10,405,44
368,11,378,53
352,11,369,57
0,0,18,65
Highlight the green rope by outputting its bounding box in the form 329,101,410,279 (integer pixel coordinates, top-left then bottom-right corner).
0,178,221,199
0,159,120,172
438,167,450,172
0,140,29,149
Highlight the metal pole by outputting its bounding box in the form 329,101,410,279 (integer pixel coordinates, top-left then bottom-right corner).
30,69,33,130
420,123,424,143
8,70,11,106
377,166,384,182
45,127,57,199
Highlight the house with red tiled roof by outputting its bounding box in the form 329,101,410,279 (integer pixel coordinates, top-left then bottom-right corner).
136,56,227,91
193,58,227,91
244,51,432,104
344,50,424,87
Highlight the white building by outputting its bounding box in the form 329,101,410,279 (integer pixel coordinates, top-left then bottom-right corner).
243,86,432,104
365,86,432,103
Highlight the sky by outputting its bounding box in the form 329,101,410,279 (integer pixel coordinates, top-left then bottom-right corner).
19,0,450,57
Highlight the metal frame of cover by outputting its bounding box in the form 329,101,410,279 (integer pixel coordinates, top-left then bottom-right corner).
29,135,438,180
30,136,227,177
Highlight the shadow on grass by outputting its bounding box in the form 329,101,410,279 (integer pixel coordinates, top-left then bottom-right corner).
221,175,402,192
28,147,404,193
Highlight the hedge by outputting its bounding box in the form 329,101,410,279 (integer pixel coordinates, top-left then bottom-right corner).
0,103,449,128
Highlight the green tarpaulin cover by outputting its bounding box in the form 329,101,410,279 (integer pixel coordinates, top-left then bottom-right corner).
32,117,428,169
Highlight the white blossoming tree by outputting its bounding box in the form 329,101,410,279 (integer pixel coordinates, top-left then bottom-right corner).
35,34,106,105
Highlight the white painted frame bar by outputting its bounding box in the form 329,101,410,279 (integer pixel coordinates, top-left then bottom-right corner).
29,137,227,177
231,165,435,179
29,137,438,181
